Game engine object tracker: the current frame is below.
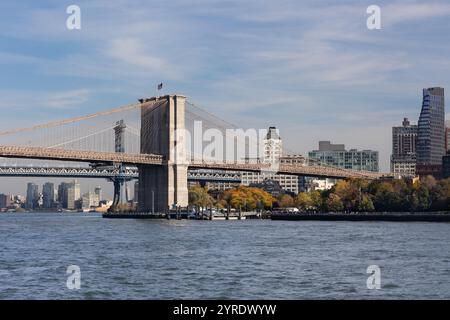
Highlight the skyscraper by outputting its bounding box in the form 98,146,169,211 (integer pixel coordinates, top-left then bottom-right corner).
391,118,417,176
67,180,80,210
26,182,39,210
58,182,70,208
94,186,102,202
0,194,12,209
416,87,445,177
81,191,99,210
442,151,450,179
42,182,55,209
445,120,450,152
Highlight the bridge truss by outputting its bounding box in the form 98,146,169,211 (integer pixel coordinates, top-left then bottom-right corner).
0,166,242,183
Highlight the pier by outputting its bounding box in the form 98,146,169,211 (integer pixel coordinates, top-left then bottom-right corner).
102,211,261,220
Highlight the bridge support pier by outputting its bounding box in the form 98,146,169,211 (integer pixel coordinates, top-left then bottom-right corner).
111,178,124,207
138,95,188,213
110,164,131,209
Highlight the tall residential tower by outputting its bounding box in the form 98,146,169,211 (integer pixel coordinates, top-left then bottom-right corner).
416,87,445,177
26,182,39,210
42,182,56,209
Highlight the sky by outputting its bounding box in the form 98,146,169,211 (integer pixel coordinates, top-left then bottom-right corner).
1,0,450,196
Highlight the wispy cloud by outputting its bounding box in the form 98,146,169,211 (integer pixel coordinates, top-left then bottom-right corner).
45,89,91,109
384,2,450,26
0,89,91,110
106,38,187,80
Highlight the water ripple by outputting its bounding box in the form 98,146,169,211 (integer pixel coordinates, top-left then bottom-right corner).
0,213,449,299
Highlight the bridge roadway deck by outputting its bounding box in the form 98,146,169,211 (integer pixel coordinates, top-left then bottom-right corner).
188,162,386,179
0,145,163,165
0,146,387,180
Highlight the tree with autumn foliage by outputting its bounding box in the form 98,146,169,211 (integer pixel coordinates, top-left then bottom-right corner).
326,193,344,212
295,192,313,211
277,194,295,208
220,186,273,211
199,175,450,214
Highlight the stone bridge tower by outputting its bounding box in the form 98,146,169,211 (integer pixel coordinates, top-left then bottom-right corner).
138,95,188,213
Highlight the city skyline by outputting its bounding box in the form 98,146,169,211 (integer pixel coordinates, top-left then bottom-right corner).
0,177,113,199
0,101,445,197
1,1,450,175
1,180,106,211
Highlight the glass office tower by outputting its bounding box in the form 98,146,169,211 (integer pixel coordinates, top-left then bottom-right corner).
416,87,445,177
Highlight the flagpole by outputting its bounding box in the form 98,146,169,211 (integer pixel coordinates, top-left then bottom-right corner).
156,82,164,98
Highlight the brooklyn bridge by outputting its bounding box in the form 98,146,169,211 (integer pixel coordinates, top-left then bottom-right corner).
0,94,390,212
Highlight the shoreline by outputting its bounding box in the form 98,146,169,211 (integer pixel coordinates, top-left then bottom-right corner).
6,211,450,223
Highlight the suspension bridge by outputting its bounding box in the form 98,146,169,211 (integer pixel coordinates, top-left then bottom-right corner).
0,94,390,212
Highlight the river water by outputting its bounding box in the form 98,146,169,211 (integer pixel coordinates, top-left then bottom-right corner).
0,213,449,299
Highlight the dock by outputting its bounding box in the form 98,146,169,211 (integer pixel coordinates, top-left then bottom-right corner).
102,211,260,220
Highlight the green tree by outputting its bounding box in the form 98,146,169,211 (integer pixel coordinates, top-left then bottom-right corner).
430,179,450,211
411,181,431,211
358,194,375,212
295,192,312,211
422,175,437,189
188,186,214,209
373,182,402,212
391,179,412,211
333,180,359,211
326,194,344,212
310,190,323,212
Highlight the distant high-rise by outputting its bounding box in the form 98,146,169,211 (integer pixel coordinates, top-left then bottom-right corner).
58,182,70,208
442,151,450,179
81,191,100,210
0,194,12,209
66,180,80,210
445,120,450,152
391,118,417,176
416,87,445,177
134,181,139,203
94,186,102,202
42,182,55,209
26,182,39,209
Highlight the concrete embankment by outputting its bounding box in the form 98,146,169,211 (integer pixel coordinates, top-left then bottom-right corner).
271,212,450,222
103,212,184,219
102,212,260,220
